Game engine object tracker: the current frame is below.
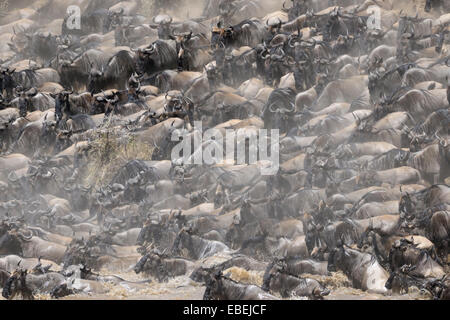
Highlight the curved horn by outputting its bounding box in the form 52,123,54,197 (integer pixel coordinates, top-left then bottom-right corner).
17,229,33,241
260,50,270,60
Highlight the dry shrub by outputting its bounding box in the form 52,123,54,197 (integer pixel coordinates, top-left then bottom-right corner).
223,267,264,287
302,271,351,289
82,130,154,187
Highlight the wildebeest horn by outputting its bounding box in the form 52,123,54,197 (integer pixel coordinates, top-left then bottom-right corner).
435,131,448,147
260,51,270,60
282,1,292,11
17,229,33,241
7,172,19,182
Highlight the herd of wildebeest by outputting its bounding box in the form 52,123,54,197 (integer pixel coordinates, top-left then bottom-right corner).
0,0,449,300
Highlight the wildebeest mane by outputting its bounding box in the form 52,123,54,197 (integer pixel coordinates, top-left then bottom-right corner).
103,50,136,81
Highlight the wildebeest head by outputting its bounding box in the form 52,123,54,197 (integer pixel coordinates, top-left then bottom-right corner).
2,268,34,300
171,226,194,255
261,257,287,291
0,68,17,98
282,0,307,21
408,130,428,152
263,88,297,134
266,17,283,35
211,21,236,48
436,130,449,155
327,245,347,273
109,8,125,29
164,91,187,112
134,249,168,281
0,92,9,109
134,40,177,75
384,270,411,294
133,253,150,274
0,229,32,255
203,269,227,300
393,149,410,166
169,30,193,46
50,280,75,299
205,64,222,89
423,276,449,300
218,0,237,18
399,189,414,218
152,14,173,40
29,32,59,61
136,219,163,246
191,265,218,283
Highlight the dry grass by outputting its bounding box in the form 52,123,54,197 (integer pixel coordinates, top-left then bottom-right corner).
81,130,154,187
302,271,352,289
223,267,264,286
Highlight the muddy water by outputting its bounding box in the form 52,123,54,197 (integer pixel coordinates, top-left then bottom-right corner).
0,257,432,300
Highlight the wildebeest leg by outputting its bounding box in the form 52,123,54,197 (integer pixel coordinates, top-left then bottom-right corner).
433,174,439,185
439,240,448,264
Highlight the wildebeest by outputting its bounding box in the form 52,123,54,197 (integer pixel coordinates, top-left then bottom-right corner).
203,270,279,300
328,245,389,294
262,259,330,299
2,268,66,300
